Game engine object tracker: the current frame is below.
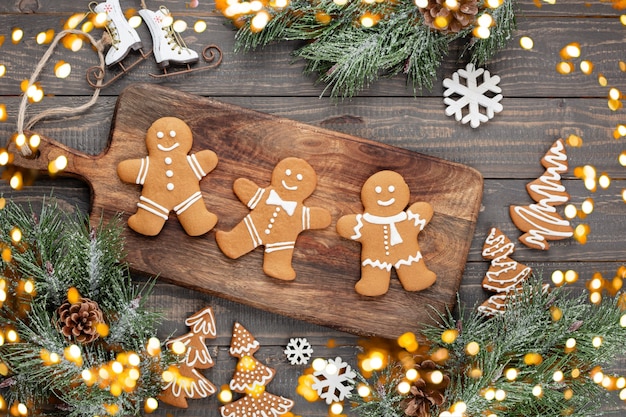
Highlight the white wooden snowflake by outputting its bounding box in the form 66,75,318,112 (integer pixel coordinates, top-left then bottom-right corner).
283,337,313,365
443,63,503,128
311,357,356,404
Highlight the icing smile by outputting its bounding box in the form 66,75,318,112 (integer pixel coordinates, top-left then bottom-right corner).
377,198,395,206
282,180,298,191
157,143,180,152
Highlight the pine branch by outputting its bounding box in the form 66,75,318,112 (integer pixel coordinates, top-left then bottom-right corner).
468,0,517,65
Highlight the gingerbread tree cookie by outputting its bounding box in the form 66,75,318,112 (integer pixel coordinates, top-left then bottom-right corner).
477,228,532,316
117,116,218,236
159,307,217,408
509,139,574,250
216,157,331,280
336,170,436,296
220,323,294,417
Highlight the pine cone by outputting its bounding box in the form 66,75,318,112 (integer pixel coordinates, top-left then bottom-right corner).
402,359,450,417
57,298,104,344
419,0,479,33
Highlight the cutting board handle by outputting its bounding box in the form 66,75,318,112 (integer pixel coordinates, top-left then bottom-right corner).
9,130,95,181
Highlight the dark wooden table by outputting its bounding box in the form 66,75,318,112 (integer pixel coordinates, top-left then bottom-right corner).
0,1,625,415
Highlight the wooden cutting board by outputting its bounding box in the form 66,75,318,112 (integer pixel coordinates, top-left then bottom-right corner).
13,84,482,339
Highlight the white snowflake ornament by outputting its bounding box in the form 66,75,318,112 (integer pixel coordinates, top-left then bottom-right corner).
284,337,313,365
311,357,356,404
443,63,503,128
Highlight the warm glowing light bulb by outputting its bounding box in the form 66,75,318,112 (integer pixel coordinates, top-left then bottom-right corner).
129,15,142,28
552,270,565,285
406,368,418,381
598,173,610,189
10,172,23,190
6,329,18,342
194,20,207,33
581,199,594,214
485,0,503,7
495,389,506,401
219,386,233,403
357,383,371,397
465,341,480,356
10,227,22,243
15,133,26,147
444,0,459,10
330,402,343,415
173,20,188,33
532,384,543,397
553,370,564,382
473,26,491,39
325,362,338,376
564,270,578,283
29,134,41,149
147,337,161,356
415,0,429,6
557,61,574,75
520,36,533,50
12,28,24,44
144,397,159,413
171,340,187,355
0,65,6,78
484,388,496,401
477,13,493,27
580,60,593,75
55,61,72,79
592,336,603,348
312,358,326,371
55,155,68,171
565,338,576,349
397,380,411,394
430,370,444,384
505,368,518,380
250,11,270,32
561,42,581,59
441,329,458,344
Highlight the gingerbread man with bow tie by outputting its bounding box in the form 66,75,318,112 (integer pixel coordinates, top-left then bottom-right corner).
216,157,331,280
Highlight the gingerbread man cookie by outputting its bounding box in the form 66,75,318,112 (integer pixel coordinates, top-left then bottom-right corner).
215,157,331,280
337,170,436,296
117,117,218,236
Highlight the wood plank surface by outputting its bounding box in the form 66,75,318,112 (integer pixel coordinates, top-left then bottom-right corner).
1,0,625,415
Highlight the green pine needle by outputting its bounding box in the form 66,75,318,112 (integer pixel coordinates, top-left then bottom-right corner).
0,198,175,416
352,277,626,417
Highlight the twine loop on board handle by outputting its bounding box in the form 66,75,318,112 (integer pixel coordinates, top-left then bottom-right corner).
13,26,109,158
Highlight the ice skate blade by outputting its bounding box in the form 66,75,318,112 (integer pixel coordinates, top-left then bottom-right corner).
149,44,222,79
86,48,153,89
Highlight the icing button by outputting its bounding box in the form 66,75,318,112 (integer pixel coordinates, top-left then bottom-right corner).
264,229,270,234
164,157,172,165
166,183,174,191
166,170,174,177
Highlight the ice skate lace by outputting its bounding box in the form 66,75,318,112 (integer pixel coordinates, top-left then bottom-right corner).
89,2,121,50
159,6,190,55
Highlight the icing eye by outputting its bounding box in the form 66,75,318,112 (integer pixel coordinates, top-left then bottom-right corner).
285,169,292,176
169,130,176,138
375,186,382,193
296,174,303,181
388,185,395,192
156,131,164,139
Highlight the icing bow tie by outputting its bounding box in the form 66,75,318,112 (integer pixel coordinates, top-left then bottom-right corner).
266,189,297,216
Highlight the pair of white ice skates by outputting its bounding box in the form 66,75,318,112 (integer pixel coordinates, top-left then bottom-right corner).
88,0,220,86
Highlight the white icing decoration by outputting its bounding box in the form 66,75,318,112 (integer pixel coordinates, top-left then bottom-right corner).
510,140,573,249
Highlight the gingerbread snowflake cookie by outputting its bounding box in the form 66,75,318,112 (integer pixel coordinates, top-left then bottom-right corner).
216,157,331,280
337,170,436,296
117,117,218,236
